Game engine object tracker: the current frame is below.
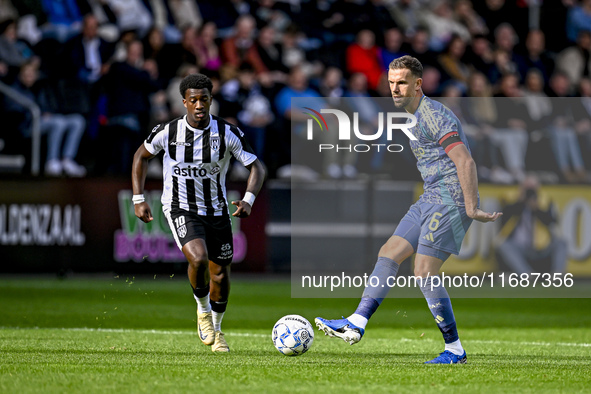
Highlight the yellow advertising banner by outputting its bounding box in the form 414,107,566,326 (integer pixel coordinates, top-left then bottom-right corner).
422,184,591,276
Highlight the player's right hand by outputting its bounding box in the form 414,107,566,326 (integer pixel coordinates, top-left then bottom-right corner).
135,202,154,223
469,208,502,223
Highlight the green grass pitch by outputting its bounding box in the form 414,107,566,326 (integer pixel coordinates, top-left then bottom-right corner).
1,276,590,393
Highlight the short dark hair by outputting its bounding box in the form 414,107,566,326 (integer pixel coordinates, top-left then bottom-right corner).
179,73,213,98
389,55,423,79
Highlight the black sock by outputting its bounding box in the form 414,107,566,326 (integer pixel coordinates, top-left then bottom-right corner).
210,300,228,313
192,284,210,299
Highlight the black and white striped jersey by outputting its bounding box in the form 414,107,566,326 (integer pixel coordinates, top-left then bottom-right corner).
144,114,257,216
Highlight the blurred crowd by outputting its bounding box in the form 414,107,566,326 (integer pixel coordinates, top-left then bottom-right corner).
0,0,591,183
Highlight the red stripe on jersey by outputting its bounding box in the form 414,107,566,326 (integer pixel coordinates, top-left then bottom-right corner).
444,141,463,154
438,132,459,145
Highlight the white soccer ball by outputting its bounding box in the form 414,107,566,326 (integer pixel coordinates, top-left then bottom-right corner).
272,315,314,356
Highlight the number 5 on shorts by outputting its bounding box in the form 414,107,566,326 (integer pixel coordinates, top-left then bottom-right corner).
428,212,443,231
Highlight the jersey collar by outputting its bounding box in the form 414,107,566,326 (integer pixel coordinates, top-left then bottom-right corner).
412,94,426,115
184,114,212,132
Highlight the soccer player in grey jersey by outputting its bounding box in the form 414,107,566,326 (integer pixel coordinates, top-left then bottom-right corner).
316,56,501,364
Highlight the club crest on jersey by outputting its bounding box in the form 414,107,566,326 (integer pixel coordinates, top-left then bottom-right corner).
211,136,220,151
177,224,187,238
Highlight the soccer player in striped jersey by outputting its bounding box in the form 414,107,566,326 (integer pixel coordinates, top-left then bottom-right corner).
315,56,502,364
132,73,265,352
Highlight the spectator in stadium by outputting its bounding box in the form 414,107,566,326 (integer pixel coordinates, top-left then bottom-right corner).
150,25,197,83
197,0,248,39
0,18,35,82
195,22,222,73
488,48,520,85
279,24,322,78
419,0,470,52
342,72,384,177
556,30,591,90
346,29,382,91
365,0,399,36
64,14,114,89
437,35,470,87
387,0,421,37
166,0,203,33
6,61,87,177
105,0,153,39
543,72,587,183
402,28,439,68
547,71,573,97
493,23,519,62
40,0,83,42
491,73,530,183
62,13,115,143
522,69,551,126
420,66,442,96
219,62,273,159
573,77,591,167
221,14,266,74
440,83,485,177
321,0,367,43
453,0,488,37
256,25,289,74
464,33,495,77
496,175,567,274
252,0,291,32
274,66,324,125
142,27,168,81
101,39,161,175
111,28,138,62
464,72,508,183
379,28,407,72
566,0,591,42
443,81,507,183
73,0,119,42
0,0,17,22
315,66,344,104
473,0,518,40
274,67,325,175
515,29,554,85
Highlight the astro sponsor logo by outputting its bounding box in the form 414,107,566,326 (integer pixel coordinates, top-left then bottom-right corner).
173,165,219,177
303,107,417,153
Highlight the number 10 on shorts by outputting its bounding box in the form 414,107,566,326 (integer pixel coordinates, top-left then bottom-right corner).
175,216,187,238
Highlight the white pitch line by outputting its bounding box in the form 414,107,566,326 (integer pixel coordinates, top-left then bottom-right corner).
399,337,591,348
0,326,268,338
2,327,591,347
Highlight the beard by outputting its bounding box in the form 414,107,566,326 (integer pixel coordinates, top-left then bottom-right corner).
392,95,413,108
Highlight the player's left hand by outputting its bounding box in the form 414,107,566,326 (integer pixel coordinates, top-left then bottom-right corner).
469,208,502,223
232,200,252,218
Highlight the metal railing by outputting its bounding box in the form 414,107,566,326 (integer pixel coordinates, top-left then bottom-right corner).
0,81,41,175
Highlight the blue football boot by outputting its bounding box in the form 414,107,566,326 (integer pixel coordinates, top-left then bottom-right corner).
314,317,365,345
424,350,467,364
